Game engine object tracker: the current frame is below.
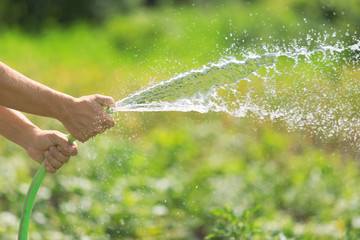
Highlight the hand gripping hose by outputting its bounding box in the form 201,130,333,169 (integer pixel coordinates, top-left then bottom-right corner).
18,107,112,240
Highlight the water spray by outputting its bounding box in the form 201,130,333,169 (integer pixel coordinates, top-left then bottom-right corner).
17,38,360,239
18,107,113,240
114,40,360,143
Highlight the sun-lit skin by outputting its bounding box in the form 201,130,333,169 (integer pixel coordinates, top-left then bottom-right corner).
0,62,116,142
0,62,116,172
0,107,78,173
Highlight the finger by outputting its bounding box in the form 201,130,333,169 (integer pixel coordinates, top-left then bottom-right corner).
44,156,57,173
57,142,78,157
77,132,96,143
48,131,70,149
99,114,115,129
49,132,78,155
51,146,71,164
45,147,65,169
105,115,115,128
76,134,88,143
45,149,63,169
94,94,116,109
92,117,114,135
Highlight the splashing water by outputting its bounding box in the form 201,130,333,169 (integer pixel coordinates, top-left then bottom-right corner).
115,36,360,144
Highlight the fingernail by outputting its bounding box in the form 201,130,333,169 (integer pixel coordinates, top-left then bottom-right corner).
67,145,74,151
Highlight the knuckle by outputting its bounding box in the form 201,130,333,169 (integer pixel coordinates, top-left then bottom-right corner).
50,132,59,139
48,157,61,168
70,149,78,156
107,96,115,103
60,155,69,163
105,117,115,127
94,94,102,100
54,162,62,169
48,159,56,167
110,119,115,127
46,166,56,173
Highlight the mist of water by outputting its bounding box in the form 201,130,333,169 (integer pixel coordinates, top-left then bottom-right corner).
114,35,360,143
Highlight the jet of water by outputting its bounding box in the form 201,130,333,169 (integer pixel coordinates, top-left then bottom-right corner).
115,55,275,111
114,37,360,144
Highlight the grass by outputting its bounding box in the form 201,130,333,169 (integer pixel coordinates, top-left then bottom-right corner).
1,1,360,239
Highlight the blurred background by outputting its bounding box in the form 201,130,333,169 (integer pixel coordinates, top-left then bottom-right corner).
1,0,360,239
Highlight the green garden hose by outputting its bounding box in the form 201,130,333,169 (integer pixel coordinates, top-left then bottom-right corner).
18,107,112,240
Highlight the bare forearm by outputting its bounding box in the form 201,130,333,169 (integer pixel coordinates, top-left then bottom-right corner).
0,106,78,171
0,61,115,142
0,106,38,150
0,62,74,120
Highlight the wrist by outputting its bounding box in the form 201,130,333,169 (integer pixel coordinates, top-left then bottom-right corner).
19,125,41,152
53,94,77,123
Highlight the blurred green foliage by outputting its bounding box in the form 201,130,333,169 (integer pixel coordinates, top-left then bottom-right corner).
1,0,360,239
206,206,264,239
0,0,360,34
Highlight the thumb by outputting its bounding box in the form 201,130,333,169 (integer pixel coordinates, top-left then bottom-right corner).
94,94,116,109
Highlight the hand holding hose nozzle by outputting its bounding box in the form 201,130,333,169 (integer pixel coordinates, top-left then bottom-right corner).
59,95,116,143
18,106,114,240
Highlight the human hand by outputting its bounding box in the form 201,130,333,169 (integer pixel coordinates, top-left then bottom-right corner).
59,94,116,142
26,130,78,173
